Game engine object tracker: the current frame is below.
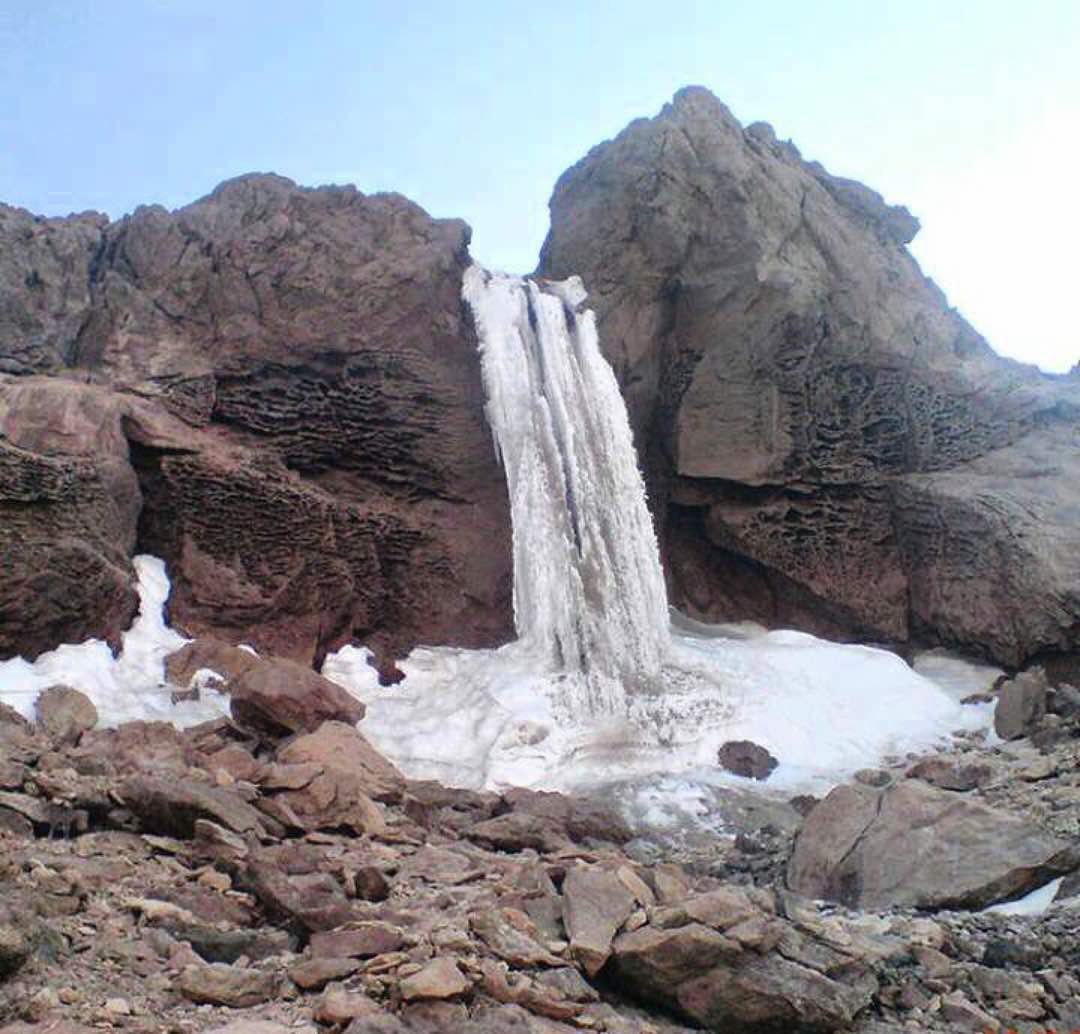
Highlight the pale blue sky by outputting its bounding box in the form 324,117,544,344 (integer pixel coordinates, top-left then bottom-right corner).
2,1,1077,370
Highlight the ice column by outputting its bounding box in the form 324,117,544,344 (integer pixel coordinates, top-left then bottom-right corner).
463,266,669,709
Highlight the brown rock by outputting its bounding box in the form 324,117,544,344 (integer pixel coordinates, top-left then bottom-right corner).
470,909,565,967
906,756,992,791
244,864,354,934
309,922,406,959
500,787,632,844
0,922,30,977
178,962,278,1007
994,668,1049,740
33,685,98,744
228,660,364,737
561,864,637,976
466,811,568,853
716,740,778,781
165,638,260,689
540,85,1080,669
76,720,194,776
288,956,361,990
1,175,513,671
398,957,469,1001
0,380,141,660
120,774,266,838
313,986,382,1024
277,721,403,802
788,778,1080,909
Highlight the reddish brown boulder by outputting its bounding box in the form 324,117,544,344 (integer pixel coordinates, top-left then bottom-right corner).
276,721,403,802
34,685,98,744
227,660,365,736
0,379,142,659
165,638,260,689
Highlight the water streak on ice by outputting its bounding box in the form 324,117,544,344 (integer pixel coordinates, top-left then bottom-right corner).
463,266,669,713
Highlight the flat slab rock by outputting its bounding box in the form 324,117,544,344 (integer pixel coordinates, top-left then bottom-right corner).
787,778,1080,909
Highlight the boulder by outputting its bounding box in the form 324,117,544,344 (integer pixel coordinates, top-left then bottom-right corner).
787,779,1080,909
906,756,993,791
561,864,637,976
263,724,389,836
120,774,267,838
0,921,30,978
228,660,364,736
398,957,469,1001
177,962,278,1007
276,720,403,802
244,864,354,934
309,923,407,959
500,787,632,844
0,380,142,660
165,638,260,689
540,85,1080,669
34,685,97,744
716,740,777,781
994,668,1049,741
609,917,873,1033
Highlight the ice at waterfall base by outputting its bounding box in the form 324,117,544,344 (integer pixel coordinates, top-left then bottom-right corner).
321,264,998,835
323,624,994,826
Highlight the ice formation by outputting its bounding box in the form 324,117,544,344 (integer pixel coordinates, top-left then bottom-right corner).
323,268,993,811
463,266,669,713
0,556,230,729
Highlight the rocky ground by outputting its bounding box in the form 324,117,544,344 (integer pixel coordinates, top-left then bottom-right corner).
1,648,1079,1033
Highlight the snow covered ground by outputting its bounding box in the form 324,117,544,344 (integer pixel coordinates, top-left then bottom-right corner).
322,619,997,808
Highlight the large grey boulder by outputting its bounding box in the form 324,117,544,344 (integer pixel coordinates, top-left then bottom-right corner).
994,667,1049,741
787,779,1079,910
540,85,1080,668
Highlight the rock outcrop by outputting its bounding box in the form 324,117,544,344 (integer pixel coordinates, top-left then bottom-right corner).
539,85,1080,668
787,779,1080,910
0,176,512,668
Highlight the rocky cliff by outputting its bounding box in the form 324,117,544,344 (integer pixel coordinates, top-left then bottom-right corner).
0,176,512,671
539,86,1080,668
3,91,1078,674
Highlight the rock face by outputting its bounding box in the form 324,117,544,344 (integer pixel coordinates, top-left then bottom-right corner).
0,176,511,668
787,779,1080,910
539,85,1080,668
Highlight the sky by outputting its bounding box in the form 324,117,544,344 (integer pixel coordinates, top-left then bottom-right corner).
2,1,1077,372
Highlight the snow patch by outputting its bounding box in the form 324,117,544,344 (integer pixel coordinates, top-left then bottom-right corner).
983,877,1064,917
0,556,230,729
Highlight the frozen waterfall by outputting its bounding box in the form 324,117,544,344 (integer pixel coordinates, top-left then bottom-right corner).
463,266,670,710
320,266,989,807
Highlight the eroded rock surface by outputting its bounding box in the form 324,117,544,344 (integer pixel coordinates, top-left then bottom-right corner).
539,85,1080,668
0,176,512,668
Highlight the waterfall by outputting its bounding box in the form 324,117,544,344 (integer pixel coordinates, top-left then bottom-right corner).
463,266,670,711
319,267,983,800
